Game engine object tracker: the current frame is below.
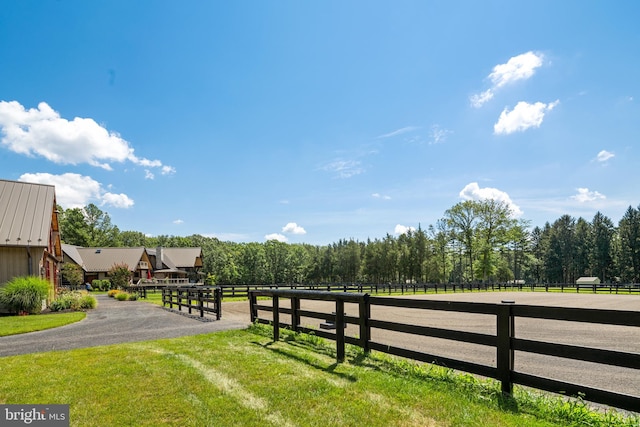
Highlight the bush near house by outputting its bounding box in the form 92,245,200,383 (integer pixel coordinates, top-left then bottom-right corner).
108,263,132,290
49,291,97,311
91,279,111,291
0,276,50,315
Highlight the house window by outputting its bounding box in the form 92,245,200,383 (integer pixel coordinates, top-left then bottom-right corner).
138,261,149,269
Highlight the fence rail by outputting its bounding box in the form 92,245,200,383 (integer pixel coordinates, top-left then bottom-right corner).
220,282,640,299
161,286,221,320
248,289,640,413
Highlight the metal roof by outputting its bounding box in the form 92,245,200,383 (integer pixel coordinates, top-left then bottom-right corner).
75,247,146,272
0,179,56,248
162,247,202,268
146,247,202,268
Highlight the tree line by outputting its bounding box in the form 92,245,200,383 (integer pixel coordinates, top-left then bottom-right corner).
58,201,640,285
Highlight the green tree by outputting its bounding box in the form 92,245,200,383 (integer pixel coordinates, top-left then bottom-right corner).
59,207,91,246
546,215,576,283
445,200,479,283
59,204,120,247
61,263,84,288
475,200,516,282
591,212,614,282
618,205,640,282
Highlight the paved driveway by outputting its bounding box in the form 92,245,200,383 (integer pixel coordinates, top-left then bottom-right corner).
0,294,248,357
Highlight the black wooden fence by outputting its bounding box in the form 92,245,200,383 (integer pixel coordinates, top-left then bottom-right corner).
220,282,640,299
161,286,222,320
248,289,640,413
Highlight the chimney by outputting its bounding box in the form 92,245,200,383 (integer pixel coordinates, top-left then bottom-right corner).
156,246,164,270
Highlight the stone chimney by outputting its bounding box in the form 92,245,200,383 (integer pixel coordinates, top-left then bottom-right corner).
156,246,164,270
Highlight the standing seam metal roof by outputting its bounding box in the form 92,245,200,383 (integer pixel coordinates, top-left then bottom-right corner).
0,179,56,248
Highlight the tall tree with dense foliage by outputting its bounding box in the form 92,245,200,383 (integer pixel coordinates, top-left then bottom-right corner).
618,205,640,282
445,200,479,282
591,212,615,282
59,204,120,247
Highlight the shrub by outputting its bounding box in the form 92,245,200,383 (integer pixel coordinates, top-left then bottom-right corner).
127,293,138,301
0,276,50,314
115,292,130,301
49,291,97,311
107,289,120,298
80,294,97,309
94,279,112,291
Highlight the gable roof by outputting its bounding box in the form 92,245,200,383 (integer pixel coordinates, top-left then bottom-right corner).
147,247,202,269
0,179,57,248
62,244,84,265
75,247,147,272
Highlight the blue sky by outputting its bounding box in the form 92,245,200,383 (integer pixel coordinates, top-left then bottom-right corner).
1,1,638,245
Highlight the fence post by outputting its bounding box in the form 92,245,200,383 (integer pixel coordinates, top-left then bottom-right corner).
273,295,280,341
359,293,371,354
215,287,222,320
199,289,204,317
249,291,257,323
336,298,345,362
497,300,515,395
291,297,299,333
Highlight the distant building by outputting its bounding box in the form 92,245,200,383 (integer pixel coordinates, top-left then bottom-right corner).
0,179,62,297
576,276,601,285
61,245,203,285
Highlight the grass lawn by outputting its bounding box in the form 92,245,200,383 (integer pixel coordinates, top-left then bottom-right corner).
0,325,636,427
0,311,86,337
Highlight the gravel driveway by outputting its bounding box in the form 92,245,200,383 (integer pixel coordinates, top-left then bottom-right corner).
0,294,249,357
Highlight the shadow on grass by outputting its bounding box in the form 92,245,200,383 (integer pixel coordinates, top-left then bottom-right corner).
247,322,520,413
250,338,357,383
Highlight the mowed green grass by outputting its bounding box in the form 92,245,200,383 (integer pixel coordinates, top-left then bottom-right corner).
0,311,86,336
2,325,635,427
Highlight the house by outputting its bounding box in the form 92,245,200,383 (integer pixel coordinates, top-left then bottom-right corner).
146,246,203,282
60,245,203,285
61,244,152,285
0,179,62,298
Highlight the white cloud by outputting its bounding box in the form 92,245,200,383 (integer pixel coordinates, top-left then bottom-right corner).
429,125,453,145
459,182,523,217
372,193,391,200
282,222,306,235
489,51,544,88
596,150,614,163
19,172,134,209
470,51,544,108
173,219,184,225
376,126,419,139
571,188,606,203
265,233,288,242
144,170,155,180
101,192,134,209
321,159,364,179
394,224,415,235
470,90,494,108
0,100,174,174
161,165,176,175
494,100,559,135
